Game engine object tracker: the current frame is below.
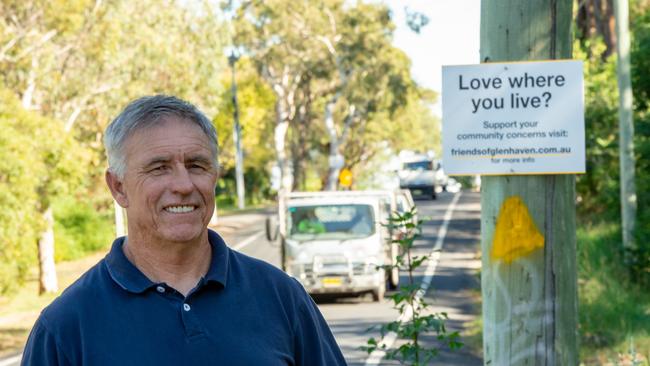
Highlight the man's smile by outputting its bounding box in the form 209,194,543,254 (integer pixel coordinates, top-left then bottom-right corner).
164,205,198,213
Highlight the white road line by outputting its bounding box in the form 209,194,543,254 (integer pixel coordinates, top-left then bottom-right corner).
231,230,265,251
364,192,462,365
0,353,21,366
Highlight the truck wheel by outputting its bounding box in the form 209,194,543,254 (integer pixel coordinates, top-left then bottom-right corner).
373,269,386,302
372,284,385,302
265,216,279,241
389,268,399,290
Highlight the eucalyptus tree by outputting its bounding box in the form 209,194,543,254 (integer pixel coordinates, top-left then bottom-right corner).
233,0,429,191
300,2,423,190
1,0,105,292
232,0,328,192
1,0,227,293
0,89,86,294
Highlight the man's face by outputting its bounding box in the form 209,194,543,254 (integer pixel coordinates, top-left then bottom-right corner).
107,117,217,244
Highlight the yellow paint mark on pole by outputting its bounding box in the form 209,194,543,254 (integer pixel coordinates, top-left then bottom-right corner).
491,196,544,263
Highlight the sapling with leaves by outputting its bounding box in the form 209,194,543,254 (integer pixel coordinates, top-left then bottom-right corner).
362,207,462,365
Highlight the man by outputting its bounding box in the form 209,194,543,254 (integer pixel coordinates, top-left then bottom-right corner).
296,210,326,234
22,95,347,365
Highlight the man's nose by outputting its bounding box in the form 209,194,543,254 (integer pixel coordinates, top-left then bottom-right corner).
170,166,194,194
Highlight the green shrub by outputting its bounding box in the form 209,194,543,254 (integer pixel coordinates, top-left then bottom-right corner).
53,198,114,262
0,88,88,294
575,30,650,287
0,90,46,294
631,210,650,289
574,40,620,219
216,166,272,207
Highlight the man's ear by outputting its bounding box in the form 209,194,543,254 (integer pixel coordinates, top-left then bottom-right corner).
106,170,129,208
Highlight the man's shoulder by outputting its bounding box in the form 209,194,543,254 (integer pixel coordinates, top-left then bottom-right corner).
39,259,109,325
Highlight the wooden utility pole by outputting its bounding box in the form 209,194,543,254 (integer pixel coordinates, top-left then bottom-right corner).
480,1,578,365
613,0,637,258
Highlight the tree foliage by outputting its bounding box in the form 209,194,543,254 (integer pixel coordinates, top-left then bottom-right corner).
213,57,277,202
629,2,650,285
0,0,443,294
0,0,229,293
575,0,650,284
231,0,439,191
0,89,86,293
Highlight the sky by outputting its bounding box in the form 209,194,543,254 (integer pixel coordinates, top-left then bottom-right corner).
384,0,481,115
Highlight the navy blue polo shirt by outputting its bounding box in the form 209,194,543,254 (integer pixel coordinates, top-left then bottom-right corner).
22,230,347,366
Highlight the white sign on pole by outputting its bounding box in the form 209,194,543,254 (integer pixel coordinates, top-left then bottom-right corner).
442,60,585,176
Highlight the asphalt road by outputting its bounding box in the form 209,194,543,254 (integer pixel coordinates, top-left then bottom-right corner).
0,190,483,366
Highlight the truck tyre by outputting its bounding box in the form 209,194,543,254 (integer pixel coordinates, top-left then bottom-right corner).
372,269,386,302
372,284,385,302
265,216,279,241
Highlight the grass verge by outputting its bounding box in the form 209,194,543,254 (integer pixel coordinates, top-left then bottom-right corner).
578,223,650,365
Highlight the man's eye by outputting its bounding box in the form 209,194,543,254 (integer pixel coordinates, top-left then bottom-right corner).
150,166,167,172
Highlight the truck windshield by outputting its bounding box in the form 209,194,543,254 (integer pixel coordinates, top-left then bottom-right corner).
287,204,375,241
403,161,432,170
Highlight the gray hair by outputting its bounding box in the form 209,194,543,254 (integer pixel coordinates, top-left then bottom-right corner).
104,95,218,179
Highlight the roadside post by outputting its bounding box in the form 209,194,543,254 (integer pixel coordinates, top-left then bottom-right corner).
442,1,580,364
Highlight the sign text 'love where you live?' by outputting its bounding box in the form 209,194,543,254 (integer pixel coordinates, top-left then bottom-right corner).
441,60,585,176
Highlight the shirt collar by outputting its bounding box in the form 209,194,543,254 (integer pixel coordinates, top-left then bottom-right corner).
105,229,230,294
205,229,230,287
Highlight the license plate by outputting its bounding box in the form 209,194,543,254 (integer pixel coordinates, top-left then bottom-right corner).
413,189,423,196
322,277,343,287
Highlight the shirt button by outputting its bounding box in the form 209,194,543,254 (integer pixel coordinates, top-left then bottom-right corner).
183,303,191,312
156,286,165,293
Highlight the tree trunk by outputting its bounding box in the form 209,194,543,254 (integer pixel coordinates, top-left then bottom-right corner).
25,56,59,295
480,1,578,365
576,0,616,58
290,101,311,191
114,200,126,237
274,100,293,192
38,207,58,294
324,100,342,191
613,0,637,258
21,55,37,109
290,128,306,192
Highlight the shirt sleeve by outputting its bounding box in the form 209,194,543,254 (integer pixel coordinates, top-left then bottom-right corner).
21,317,71,366
292,287,348,366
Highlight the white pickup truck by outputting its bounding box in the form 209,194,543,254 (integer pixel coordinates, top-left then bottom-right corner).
267,190,414,301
